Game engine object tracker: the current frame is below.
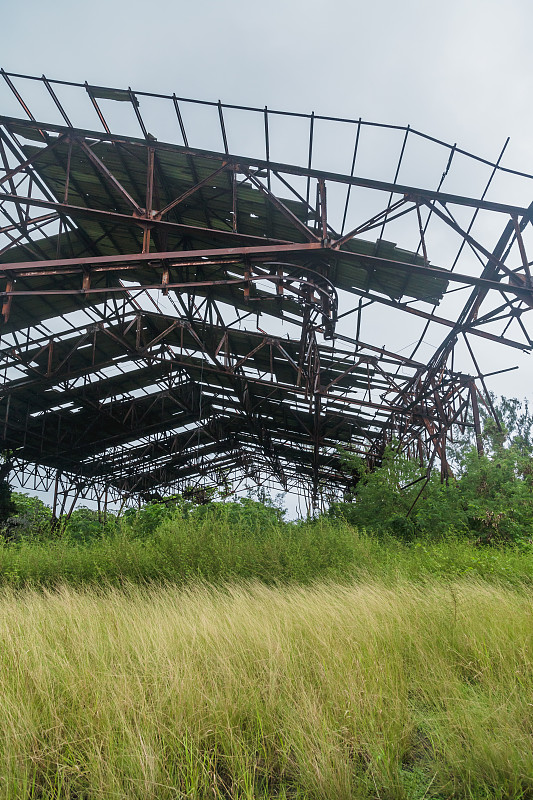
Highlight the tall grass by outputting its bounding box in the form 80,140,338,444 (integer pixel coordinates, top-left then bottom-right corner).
1,579,533,799
0,513,532,588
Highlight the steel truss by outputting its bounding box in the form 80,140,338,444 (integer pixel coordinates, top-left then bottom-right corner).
0,71,532,509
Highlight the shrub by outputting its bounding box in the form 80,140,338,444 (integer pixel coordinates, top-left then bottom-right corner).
1,492,52,541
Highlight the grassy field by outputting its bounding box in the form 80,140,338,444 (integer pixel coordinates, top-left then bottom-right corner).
1,578,533,799
1,514,533,588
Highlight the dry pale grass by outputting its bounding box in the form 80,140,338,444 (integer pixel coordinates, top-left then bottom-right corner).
0,579,532,799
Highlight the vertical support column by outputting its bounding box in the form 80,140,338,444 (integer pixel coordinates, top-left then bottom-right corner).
470,381,484,456
318,178,328,243
52,471,60,528
142,146,155,253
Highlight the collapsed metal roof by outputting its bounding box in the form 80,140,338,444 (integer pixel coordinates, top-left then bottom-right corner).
0,71,532,510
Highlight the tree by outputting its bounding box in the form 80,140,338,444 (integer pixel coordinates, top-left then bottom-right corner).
333,395,533,544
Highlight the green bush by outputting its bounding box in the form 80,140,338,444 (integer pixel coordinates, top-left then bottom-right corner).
333,416,533,544
1,492,52,541
63,507,118,543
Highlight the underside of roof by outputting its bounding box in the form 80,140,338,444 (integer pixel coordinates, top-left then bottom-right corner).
1,72,532,506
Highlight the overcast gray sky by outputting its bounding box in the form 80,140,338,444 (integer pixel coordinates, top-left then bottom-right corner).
3,0,532,168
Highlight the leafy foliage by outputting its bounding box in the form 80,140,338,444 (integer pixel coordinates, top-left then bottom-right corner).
333,395,533,544
1,492,51,541
63,507,118,543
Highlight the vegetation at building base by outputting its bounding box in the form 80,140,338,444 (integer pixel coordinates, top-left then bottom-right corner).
0,396,531,588
331,393,533,545
0,396,531,798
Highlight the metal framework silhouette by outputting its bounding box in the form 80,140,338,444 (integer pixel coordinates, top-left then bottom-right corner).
0,71,532,516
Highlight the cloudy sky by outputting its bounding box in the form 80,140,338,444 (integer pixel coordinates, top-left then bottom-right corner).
3,0,532,167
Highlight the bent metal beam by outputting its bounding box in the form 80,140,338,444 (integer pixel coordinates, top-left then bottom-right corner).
0,72,532,507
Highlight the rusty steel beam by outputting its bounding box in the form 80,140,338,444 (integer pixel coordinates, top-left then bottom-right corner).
2,86,532,504
2,115,532,218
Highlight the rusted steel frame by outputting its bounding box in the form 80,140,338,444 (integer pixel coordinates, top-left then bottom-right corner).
511,214,532,288
232,338,269,371
327,248,533,306
270,171,323,231
424,201,533,378
331,332,425,371
415,203,429,266
0,203,57,262
0,190,292,247
379,125,410,240
366,367,472,459
507,274,533,310
262,106,271,190
47,330,93,377
464,295,524,328
49,395,212,460
142,146,155,254
0,135,67,187
107,140,157,238
3,360,374,460
323,357,366,390
372,361,406,396
469,300,533,344
0,142,117,282
305,111,314,208
171,93,188,146
171,96,215,229
428,381,455,480
3,115,532,218
419,198,518,283
2,324,198,401
0,214,60,257
178,326,289,485
242,168,320,242
318,179,328,241
340,118,361,236
411,145,456,270
7,72,533,181
327,283,529,351
41,75,72,127
311,391,321,504
77,139,144,215
120,450,253,496
0,242,322,273
136,320,183,354
0,127,73,225
108,443,242,492
7,236,530,315
217,100,229,154
0,72,42,131
1,125,139,280
84,83,111,134
333,197,410,249
447,139,509,275
56,137,73,257
66,422,234,483
155,162,229,219
462,332,502,432
63,139,144,255
231,167,238,234
0,274,334,321
469,381,484,456
0,135,28,231
513,311,533,346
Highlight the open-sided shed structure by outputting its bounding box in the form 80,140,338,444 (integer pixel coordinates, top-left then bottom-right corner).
1,72,532,514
